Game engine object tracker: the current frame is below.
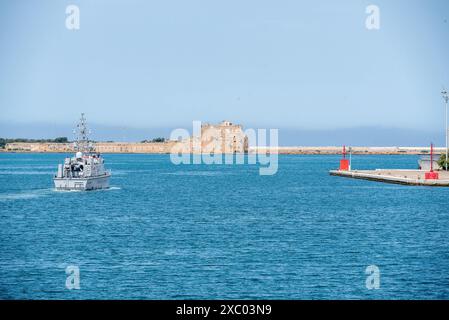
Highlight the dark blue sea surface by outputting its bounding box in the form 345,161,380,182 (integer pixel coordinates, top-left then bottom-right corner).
0,153,448,299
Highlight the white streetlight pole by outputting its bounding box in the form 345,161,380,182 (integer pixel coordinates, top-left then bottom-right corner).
443,89,449,171
349,146,352,171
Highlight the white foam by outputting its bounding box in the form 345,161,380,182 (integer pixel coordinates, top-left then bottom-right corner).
0,189,54,201
0,171,54,175
0,165,54,170
52,188,83,193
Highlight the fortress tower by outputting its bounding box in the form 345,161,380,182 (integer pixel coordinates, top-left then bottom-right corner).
198,121,248,154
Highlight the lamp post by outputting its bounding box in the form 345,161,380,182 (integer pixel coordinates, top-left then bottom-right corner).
349,146,352,171
443,89,449,171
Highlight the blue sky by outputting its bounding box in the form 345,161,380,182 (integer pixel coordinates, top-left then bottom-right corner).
0,0,448,145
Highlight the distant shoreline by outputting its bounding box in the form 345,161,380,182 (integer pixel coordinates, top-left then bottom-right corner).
1,143,445,155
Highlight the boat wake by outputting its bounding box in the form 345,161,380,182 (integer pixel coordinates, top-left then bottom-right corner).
52,188,83,193
53,186,121,193
108,186,121,190
0,188,55,201
0,171,54,175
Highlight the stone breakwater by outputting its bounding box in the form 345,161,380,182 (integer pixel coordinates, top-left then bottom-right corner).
2,142,445,155
254,146,445,155
330,169,449,187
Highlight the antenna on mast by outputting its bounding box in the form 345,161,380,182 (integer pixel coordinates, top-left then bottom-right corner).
442,88,449,103
74,113,94,154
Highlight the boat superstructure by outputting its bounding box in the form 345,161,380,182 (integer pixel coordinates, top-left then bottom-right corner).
53,113,111,191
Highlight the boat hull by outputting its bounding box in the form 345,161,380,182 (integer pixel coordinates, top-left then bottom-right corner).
53,173,110,191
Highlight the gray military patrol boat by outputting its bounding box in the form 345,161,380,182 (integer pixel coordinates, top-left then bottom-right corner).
54,113,111,191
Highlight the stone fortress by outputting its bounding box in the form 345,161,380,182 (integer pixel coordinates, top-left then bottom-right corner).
5,121,249,154
173,121,249,154
200,120,248,153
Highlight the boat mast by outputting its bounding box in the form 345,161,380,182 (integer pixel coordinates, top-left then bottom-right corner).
73,113,94,154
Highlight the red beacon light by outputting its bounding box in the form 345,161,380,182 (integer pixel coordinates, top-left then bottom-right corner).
425,143,439,180
339,145,350,171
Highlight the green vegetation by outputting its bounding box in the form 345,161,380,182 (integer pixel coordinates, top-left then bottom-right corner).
141,137,166,143
53,137,68,143
438,154,449,170
0,137,68,149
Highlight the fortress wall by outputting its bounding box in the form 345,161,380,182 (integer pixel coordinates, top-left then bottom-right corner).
5,142,176,153
94,142,176,153
5,143,73,152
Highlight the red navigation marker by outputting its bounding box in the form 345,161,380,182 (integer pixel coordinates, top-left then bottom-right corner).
425,143,439,180
339,145,349,171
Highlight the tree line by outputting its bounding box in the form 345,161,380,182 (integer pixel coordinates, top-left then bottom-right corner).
141,137,166,143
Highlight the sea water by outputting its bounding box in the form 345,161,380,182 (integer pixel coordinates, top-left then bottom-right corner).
0,153,448,299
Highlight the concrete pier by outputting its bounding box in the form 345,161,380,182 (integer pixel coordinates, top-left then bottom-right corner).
330,169,449,187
